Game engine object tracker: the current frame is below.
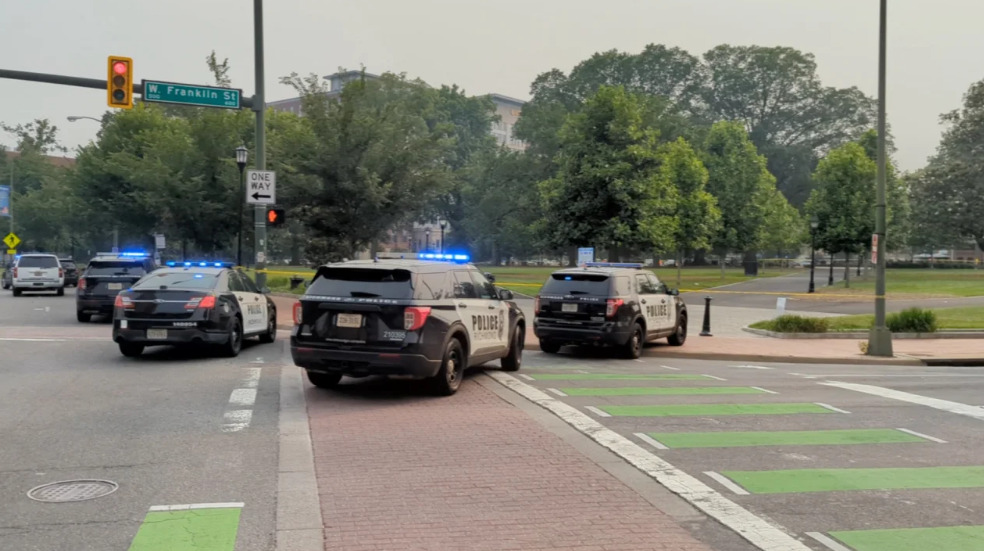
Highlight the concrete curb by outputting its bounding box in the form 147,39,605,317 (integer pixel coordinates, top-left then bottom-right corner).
644,350,925,366
922,357,984,367
276,363,324,551
742,327,984,339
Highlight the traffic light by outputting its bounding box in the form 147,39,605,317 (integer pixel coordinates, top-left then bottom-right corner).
266,208,285,227
107,56,133,109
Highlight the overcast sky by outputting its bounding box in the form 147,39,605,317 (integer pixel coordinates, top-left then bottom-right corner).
2,0,982,171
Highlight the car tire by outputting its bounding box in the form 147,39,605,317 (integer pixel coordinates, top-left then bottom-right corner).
77,311,91,323
12,288,21,297
258,313,276,344
307,371,342,389
430,338,465,396
668,313,687,347
219,317,243,357
538,339,561,354
56,287,64,297
622,323,644,359
119,342,144,357
501,325,524,372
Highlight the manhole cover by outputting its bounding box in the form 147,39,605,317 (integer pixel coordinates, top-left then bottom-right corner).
27,479,118,503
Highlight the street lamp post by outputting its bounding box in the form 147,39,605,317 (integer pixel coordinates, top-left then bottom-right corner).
425,228,431,252
438,218,447,255
809,216,819,293
235,145,248,267
67,116,101,123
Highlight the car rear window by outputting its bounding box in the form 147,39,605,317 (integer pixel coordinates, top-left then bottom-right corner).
307,267,414,299
61,261,76,269
17,256,59,269
86,261,148,277
132,272,218,290
541,273,612,296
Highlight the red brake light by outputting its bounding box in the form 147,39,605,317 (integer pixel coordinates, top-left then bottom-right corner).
605,298,624,318
185,295,216,310
59,268,64,278
293,301,302,325
115,294,133,308
78,278,87,290
12,267,17,278
404,306,431,331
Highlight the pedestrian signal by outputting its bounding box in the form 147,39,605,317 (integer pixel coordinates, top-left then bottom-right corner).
266,208,285,227
107,56,133,109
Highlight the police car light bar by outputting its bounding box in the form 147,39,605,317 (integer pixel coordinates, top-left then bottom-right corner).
584,262,644,269
164,261,234,268
119,251,149,257
417,253,470,263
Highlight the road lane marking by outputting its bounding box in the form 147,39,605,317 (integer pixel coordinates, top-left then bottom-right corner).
750,386,778,395
487,372,811,551
721,466,984,494
599,403,834,417
221,410,253,433
732,365,773,370
704,471,751,495
702,374,727,381
546,388,567,397
633,432,668,450
660,364,681,370
584,406,611,418
829,525,984,550
530,373,709,381
241,367,262,389
129,503,243,551
562,386,768,397
822,381,984,421
815,402,851,414
228,388,257,407
806,532,854,551
646,429,925,449
518,374,534,381
896,428,948,443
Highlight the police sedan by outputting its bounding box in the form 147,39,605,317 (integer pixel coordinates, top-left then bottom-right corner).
112,261,277,357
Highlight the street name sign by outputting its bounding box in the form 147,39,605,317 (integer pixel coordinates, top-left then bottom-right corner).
246,170,276,205
3,232,20,249
142,80,241,109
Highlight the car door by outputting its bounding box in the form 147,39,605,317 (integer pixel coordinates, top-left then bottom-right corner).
647,274,676,334
634,273,660,339
470,269,509,358
227,271,263,335
239,271,269,334
451,270,488,356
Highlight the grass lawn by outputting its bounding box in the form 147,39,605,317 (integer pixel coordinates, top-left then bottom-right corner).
485,266,797,296
817,269,984,298
750,307,984,332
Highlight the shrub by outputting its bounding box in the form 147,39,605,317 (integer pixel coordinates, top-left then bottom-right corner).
886,307,938,333
758,315,830,333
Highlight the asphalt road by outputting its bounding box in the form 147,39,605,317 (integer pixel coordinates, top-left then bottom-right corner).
506,347,984,550
0,287,286,550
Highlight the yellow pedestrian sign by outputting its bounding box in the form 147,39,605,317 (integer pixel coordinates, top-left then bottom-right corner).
6,249,15,255
3,232,20,249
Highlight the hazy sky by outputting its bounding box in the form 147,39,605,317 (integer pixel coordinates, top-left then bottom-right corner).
2,0,982,171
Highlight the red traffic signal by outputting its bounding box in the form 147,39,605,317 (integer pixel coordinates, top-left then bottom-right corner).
107,56,133,109
266,208,285,226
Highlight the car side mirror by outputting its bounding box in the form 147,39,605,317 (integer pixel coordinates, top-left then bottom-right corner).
667,288,679,296
498,288,513,301
485,272,496,283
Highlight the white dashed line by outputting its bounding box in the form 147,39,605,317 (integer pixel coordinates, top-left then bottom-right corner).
221,410,254,433
149,502,244,512
815,402,851,414
750,386,779,395
221,368,261,432
732,365,773,370
518,374,534,381
703,374,727,381
660,365,681,371
228,388,257,407
805,532,854,551
822,381,984,422
634,432,669,450
241,367,262,389
897,428,947,443
704,471,750,495
488,372,812,551
584,406,611,418
546,388,567,397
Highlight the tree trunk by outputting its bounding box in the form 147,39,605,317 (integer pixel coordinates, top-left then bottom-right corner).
828,257,834,286
676,249,682,288
844,251,850,288
693,249,707,266
719,249,726,280
857,252,863,276
567,246,577,267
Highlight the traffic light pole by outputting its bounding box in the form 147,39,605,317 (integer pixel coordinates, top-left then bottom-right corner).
252,0,268,290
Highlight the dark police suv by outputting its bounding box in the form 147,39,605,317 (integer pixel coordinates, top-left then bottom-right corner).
290,253,525,396
112,261,277,357
533,262,687,359
77,252,157,322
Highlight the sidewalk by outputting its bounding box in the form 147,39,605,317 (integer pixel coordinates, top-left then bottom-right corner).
304,375,713,551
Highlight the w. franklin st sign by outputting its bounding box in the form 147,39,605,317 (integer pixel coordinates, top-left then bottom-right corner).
141,80,241,109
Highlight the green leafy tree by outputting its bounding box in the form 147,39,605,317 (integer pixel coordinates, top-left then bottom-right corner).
539,86,678,258
759,187,806,259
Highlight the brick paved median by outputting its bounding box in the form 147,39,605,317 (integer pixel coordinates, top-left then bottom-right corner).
306,377,711,551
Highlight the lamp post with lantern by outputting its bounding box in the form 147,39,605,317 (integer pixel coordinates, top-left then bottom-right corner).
438,218,447,254
235,145,248,267
809,215,819,293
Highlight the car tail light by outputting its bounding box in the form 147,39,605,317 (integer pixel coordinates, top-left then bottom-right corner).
404,306,431,331
59,268,64,278
114,294,133,309
78,278,87,291
534,296,540,312
292,301,302,325
185,295,216,310
12,267,17,278
605,298,624,318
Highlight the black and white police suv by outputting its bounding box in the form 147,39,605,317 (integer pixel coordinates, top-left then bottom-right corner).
533,262,687,359
112,261,277,358
77,251,157,322
290,253,526,396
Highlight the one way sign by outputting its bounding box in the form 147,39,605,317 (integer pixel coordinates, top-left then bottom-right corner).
246,170,276,205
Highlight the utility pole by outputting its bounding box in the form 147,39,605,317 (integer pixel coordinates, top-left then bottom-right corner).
253,0,268,289
868,0,893,356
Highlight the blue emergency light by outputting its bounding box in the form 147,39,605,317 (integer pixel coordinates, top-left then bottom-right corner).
417,252,470,263
164,260,233,268
118,251,148,258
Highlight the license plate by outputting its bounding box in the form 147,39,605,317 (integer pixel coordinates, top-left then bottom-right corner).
34,271,42,276
146,329,168,340
336,313,363,328
108,283,123,290
561,303,578,313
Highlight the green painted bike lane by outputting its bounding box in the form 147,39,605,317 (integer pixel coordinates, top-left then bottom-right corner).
128,505,243,551
830,525,984,551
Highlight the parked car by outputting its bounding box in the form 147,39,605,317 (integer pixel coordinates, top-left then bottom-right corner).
60,258,79,287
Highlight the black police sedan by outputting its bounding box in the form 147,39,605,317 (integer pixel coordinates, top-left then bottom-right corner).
112,261,277,357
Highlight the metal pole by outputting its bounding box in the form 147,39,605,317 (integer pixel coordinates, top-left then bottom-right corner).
868,0,893,356
809,232,816,293
699,296,712,336
253,0,268,288
237,166,245,267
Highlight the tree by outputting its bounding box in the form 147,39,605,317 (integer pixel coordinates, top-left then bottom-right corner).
759,187,806,259
856,129,910,253
658,137,719,285
701,121,775,274
539,86,678,258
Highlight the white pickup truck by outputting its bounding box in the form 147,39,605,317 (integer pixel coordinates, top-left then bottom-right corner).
11,254,65,296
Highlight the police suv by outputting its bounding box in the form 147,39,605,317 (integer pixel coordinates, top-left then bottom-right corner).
290,254,526,396
533,262,687,359
77,252,157,322
112,261,277,358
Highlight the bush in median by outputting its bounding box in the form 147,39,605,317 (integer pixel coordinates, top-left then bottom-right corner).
886,307,938,333
755,315,830,333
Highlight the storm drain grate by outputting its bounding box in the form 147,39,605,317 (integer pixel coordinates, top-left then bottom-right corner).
27,479,119,503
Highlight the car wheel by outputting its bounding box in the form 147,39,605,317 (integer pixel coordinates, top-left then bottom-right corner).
56,287,65,297
12,288,21,297
622,323,644,359
501,325,524,372
119,342,144,357
219,317,243,357
258,313,276,344
538,339,561,354
307,371,342,389
430,338,465,396
77,311,91,323
668,313,687,346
